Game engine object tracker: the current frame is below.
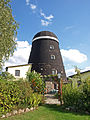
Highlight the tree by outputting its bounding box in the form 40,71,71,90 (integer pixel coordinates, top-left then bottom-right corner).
75,66,80,76
0,0,18,70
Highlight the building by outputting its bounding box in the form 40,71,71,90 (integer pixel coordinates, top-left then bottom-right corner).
28,31,67,92
68,70,90,80
6,31,67,92
6,64,32,79
28,31,67,81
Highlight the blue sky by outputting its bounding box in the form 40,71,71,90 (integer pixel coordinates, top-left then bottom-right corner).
5,0,90,76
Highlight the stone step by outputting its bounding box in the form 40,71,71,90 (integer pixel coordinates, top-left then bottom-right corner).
45,94,60,105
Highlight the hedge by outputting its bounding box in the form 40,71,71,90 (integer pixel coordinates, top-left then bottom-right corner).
0,80,42,116
62,79,90,112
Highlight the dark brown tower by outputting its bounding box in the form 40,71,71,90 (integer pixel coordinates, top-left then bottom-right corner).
28,31,66,81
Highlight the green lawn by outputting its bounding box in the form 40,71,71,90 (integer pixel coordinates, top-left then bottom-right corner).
3,104,90,120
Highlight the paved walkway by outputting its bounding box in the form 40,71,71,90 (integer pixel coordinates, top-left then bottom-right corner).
45,94,60,105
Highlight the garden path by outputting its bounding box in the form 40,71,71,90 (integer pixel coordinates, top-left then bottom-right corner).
45,94,60,105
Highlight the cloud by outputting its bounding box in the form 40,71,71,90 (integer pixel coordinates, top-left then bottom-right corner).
61,49,87,63
80,66,90,72
40,10,54,21
66,66,90,77
64,25,74,30
4,41,90,77
41,19,51,26
30,4,37,10
15,37,18,41
5,41,31,67
26,0,30,5
40,10,54,26
66,68,76,77
25,1,54,26
26,0,37,10
13,37,18,41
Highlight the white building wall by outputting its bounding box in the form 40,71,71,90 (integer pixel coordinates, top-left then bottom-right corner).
7,64,31,79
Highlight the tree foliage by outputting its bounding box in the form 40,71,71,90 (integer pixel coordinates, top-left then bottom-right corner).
0,80,42,115
0,0,18,70
0,71,15,81
62,78,90,112
26,70,45,94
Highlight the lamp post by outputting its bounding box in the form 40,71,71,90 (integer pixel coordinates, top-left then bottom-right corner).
58,73,61,104
58,73,62,105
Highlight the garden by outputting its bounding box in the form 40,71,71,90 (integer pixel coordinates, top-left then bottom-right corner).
0,70,45,118
0,0,90,119
0,68,90,119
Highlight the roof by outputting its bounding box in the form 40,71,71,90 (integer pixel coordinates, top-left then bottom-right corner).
32,31,59,43
68,70,90,78
33,31,58,39
6,63,32,68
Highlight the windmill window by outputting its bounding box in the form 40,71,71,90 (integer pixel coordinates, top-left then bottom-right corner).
15,70,20,76
51,55,55,60
50,45,54,49
52,69,57,75
41,68,43,70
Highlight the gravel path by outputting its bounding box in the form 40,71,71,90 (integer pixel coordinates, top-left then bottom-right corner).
45,94,60,105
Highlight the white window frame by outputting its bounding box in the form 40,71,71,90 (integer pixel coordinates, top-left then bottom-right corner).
41,68,43,70
51,55,55,60
50,45,54,49
52,69,57,75
15,70,20,76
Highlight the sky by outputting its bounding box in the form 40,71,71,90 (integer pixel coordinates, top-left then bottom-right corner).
5,0,90,76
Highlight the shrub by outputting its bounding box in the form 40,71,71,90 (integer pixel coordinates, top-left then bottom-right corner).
0,72,15,81
0,81,21,114
0,80,43,115
28,93,42,108
62,79,90,112
16,80,42,109
26,71,45,94
82,79,90,112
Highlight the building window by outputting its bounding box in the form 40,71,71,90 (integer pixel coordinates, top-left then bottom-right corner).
15,70,20,76
41,68,43,70
50,45,54,49
54,83,57,89
51,55,55,60
52,69,57,75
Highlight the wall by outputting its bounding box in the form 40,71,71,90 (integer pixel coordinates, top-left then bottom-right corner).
80,71,90,80
29,38,67,81
7,64,31,79
69,71,90,81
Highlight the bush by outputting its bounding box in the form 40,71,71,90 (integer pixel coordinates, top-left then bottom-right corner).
0,72,15,81
16,80,42,109
0,80,43,115
62,79,90,112
0,81,21,114
26,71,45,94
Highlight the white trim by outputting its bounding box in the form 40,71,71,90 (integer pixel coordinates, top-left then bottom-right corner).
32,36,59,42
51,55,55,60
6,64,32,68
52,69,57,75
50,45,54,49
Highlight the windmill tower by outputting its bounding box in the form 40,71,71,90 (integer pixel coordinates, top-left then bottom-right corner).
28,31,67,81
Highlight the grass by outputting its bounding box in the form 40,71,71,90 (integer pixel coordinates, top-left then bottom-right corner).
3,104,90,120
